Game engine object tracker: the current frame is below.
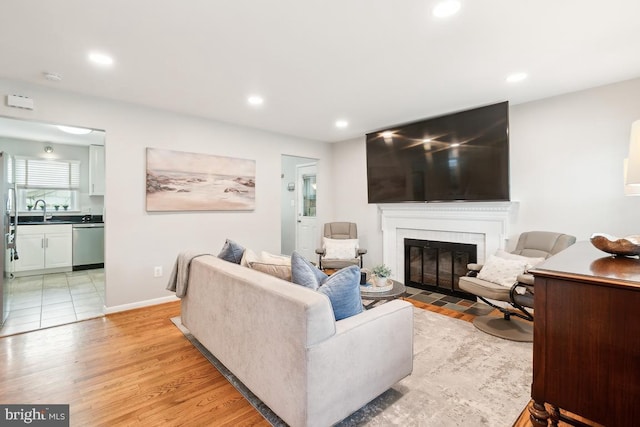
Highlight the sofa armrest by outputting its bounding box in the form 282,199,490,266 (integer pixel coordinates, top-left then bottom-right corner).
357,248,367,256
315,248,326,255
305,300,413,425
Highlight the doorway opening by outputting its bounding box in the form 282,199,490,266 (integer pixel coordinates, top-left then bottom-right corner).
0,116,106,337
280,155,318,260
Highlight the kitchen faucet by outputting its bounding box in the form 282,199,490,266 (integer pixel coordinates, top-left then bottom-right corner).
33,199,48,222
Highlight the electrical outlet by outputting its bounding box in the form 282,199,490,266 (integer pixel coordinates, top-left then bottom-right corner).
154,266,163,277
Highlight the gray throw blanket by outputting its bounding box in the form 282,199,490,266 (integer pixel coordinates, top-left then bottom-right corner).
166,251,212,298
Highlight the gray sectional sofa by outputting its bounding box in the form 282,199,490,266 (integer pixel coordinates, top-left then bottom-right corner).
181,255,414,427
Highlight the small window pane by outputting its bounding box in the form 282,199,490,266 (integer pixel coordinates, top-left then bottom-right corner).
20,189,77,212
302,174,316,217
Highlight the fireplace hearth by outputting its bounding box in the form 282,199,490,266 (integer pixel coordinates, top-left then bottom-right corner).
404,238,477,299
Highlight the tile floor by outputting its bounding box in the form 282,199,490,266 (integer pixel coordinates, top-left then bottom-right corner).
0,268,105,337
404,285,495,316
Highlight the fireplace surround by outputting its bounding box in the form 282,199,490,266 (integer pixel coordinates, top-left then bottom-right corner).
379,202,517,284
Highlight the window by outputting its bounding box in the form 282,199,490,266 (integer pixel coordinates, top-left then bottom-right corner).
15,157,80,212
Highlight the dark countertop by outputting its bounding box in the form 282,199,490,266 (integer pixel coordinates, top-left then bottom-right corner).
13,214,104,226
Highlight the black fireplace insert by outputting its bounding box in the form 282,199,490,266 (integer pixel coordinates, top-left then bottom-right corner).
404,238,477,300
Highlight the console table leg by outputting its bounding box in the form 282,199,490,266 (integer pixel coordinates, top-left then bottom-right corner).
529,401,550,427
549,405,560,427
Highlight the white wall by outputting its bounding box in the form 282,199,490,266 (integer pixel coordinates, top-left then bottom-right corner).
330,137,380,268
0,78,333,310
332,77,640,266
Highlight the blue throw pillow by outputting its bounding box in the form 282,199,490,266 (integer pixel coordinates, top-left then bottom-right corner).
217,239,245,264
291,252,363,320
291,251,327,290
317,265,364,321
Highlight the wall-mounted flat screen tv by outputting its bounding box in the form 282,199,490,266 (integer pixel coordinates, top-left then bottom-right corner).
366,101,509,203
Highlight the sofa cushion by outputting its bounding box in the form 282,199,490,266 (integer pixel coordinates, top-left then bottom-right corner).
323,237,359,260
291,251,327,290
218,239,245,264
317,265,363,320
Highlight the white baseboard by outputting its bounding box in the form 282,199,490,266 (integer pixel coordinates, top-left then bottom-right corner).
104,295,179,314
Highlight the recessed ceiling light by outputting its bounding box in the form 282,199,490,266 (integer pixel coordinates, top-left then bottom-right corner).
248,95,264,106
335,120,349,129
422,138,432,143
88,51,114,66
433,0,461,18
506,72,528,83
57,125,93,135
451,143,461,147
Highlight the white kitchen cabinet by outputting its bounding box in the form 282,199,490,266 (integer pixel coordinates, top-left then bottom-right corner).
89,144,105,196
13,225,73,274
14,233,46,271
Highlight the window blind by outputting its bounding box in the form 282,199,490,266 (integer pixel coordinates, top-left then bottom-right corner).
15,157,81,189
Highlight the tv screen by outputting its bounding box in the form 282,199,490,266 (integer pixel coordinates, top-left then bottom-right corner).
366,101,509,203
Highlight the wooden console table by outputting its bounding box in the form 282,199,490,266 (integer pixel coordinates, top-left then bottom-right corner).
528,241,640,426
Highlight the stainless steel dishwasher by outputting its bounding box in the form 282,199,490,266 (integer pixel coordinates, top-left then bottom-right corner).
72,223,105,270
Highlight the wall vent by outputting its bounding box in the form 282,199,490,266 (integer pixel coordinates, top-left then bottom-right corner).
6,94,34,110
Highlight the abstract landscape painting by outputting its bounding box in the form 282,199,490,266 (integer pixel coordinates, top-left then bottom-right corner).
146,148,255,211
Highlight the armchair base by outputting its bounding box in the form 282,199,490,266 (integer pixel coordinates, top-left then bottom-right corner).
472,315,533,342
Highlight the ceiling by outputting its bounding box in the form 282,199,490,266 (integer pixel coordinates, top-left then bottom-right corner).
1,0,639,143
0,116,105,146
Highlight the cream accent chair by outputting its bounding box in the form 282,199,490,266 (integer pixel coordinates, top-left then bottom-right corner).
459,231,576,342
315,222,367,269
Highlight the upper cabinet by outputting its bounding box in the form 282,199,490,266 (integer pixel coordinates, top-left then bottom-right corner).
89,144,105,196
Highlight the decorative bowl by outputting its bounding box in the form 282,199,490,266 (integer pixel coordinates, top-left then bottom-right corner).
590,233,640,257
361,279,393,293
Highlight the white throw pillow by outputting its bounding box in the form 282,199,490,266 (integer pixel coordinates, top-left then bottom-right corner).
240,248,259,267
494,249,545,272
260,251,291,266
323,238,359,260
241,250,292,280
477,255,528,288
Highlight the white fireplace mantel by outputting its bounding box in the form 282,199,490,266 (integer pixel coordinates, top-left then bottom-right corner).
379,202,518,281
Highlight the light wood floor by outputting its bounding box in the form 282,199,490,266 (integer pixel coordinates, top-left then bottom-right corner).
0,297,567,426
0,301,268,426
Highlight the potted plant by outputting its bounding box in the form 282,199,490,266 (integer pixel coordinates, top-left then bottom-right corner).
27,204,33,211
372,264,391,287
54,204,60,211
62,204,69,211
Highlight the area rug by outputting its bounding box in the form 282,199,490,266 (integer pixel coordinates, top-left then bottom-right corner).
171,308,532,426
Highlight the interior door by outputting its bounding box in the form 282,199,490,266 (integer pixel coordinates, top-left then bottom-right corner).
295,163,318,261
